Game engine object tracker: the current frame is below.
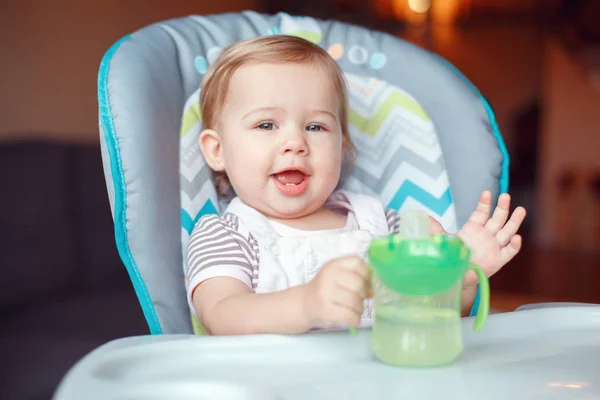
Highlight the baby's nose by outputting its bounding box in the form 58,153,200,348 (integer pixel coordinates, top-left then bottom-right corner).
281,131,308,155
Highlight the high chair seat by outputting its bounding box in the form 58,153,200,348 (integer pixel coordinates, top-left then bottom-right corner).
98,11,508,334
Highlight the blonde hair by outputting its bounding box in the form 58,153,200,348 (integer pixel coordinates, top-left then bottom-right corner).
199,35,354,198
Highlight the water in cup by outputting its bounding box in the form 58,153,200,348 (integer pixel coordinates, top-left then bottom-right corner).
371,303,462,367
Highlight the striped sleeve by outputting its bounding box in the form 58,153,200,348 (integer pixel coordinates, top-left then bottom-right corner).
385,208,401,234
185,213,259,312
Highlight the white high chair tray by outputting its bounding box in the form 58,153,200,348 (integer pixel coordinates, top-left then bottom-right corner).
54,306,600,400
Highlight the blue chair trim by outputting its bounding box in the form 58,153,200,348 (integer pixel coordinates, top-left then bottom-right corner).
98,34,163,334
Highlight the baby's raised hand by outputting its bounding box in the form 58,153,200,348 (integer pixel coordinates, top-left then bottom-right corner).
303,256,369,330
458,190,526,287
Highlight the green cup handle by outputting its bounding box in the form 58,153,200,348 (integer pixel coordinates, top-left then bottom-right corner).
469,263,490,332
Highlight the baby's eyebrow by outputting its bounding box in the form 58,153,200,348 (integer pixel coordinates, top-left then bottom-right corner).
312,110,338,121
242,106,283,120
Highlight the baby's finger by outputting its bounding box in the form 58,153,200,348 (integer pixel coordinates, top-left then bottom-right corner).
338,256,369,279
485,193,511,234
337,271,369,299
468,190,493,225
429,217,446,234
332,285,365,316
367,287,374,298
333,305,362,327
499,234,522,266
496,206,527,246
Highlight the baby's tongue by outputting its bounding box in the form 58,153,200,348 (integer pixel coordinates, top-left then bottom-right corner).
273,170,305,185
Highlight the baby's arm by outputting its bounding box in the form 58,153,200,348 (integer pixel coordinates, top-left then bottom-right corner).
459,285,479,317
192,278,312,335
194,255,369,335
188,215,372,335
186,214,313,335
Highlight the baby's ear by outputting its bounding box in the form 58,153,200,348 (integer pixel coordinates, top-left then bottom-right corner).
198,129,225,172
341,136,356,166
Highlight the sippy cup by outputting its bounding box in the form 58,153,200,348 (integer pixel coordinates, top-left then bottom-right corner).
367,211,490,367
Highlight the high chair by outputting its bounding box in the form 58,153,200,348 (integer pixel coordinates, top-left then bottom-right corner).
97,11,508,335
53,12,600,400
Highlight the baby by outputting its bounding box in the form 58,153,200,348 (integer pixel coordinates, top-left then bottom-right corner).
185,35,526,335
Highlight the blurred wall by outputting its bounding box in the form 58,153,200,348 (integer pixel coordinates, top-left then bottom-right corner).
431,24,543,154
537,36,600,251
0,0,258,143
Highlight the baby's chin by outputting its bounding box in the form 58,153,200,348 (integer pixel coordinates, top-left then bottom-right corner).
263,203,320,220
252,196,325,221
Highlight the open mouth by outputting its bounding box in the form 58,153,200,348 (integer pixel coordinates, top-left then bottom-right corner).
271,168,310,196
272,169,308,186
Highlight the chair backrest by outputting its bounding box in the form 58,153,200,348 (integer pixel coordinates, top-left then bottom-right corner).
98,11,508,334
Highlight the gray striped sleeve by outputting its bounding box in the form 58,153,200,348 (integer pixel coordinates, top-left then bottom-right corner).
385,208,401,234
185,213,260,291
224,213,260,289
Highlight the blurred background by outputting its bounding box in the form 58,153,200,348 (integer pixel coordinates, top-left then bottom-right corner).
1,0,599,398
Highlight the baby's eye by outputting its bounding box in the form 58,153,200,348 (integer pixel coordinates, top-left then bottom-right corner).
257,122,277,130
306,124,325,132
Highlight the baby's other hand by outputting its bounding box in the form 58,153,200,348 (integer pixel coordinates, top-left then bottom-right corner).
303,256,369,330
458,190,526,287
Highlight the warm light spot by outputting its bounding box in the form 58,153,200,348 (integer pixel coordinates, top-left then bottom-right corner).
565,384,583,389
430,0,462,24
547,381,588,389
393,0,427,23
408,0,430,13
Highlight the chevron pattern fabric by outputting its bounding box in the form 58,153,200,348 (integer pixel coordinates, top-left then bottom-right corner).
340,73,457,233
179,87,220,251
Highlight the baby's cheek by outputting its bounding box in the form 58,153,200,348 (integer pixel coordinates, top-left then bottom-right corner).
317,146,343,171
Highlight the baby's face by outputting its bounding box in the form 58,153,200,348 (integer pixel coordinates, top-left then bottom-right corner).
217,62,344,219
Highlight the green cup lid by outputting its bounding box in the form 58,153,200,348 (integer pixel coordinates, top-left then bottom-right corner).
368,234,471,297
